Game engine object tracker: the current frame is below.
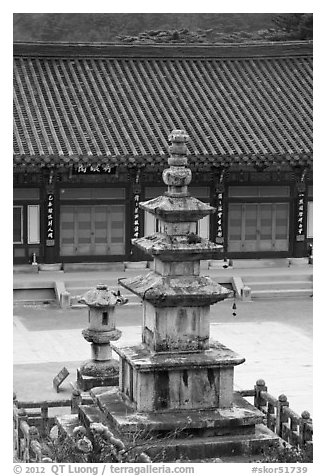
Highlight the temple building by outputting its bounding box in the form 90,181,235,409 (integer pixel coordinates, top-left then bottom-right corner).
13,41,312,266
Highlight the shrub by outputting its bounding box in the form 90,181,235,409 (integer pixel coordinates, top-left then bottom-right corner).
253,442,313,463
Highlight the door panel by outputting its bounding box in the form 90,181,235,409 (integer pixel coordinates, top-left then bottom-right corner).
94,206,109,255
60,206,75,255
228,204,242,252
60,205,125,256
109,205,125,254
259,204,273,251
244,204,258,251
228,202,289,253
76,206,92,255
274,203,289,250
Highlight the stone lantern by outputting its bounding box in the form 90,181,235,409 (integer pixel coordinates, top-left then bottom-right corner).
77,284,127,391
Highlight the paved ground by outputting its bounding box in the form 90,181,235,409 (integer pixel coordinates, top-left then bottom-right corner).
13,294,313,417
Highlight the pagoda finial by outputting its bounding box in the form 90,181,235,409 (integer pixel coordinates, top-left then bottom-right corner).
163,129,191,197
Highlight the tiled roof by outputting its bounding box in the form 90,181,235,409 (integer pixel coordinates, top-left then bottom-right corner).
13,42,313,169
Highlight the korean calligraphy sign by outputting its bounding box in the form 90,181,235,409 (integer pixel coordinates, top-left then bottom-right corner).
133,192,140,239
216,191,224,244
74,164,116,174
46,193,55,246
296,191,305,241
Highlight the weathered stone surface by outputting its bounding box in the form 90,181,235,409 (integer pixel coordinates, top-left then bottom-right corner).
140,425,280,461
156,220,197,236
119,272,232,307
77,371,119,392
153,258,200,276
162,166,192,187
142,302,210,352
111,340,244,412
78,284,127,391
91,387,264,434
82,328,122,344
133,233,223,261
140,195,215,222
79,359,119,377
79,284,127,308
112,341,244,371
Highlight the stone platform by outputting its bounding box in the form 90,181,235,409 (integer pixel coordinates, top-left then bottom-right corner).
54,390,280,462
90,386,264,436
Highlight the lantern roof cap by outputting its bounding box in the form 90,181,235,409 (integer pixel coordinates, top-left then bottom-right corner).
79,284,127,308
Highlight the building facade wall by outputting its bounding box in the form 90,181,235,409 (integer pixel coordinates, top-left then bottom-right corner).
13,168,313,264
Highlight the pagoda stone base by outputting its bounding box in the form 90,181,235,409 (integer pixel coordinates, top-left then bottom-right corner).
91,386,263,437
112,340,245,412
139,424,280,461
82,386,280,461
56,403,280,462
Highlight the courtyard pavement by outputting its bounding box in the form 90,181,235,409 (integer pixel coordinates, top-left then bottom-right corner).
13,270,313,417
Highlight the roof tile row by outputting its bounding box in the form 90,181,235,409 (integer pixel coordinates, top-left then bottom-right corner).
13,45,313,168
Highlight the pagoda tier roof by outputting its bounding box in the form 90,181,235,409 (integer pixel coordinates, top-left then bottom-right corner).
140,194,215,221
118,272,233,307
13,42,312,170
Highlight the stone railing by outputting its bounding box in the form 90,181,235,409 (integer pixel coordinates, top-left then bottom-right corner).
13,392,85,462
240,379,313,452
13,392,151,463
13,400,52,462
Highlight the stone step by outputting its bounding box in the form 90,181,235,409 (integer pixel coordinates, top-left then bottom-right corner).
63,262,125,272
13,265,39,274
227,259,290,269
141,424,280,461
244,281,312,291
252,289,313,299
242,273,312,283
13,287,57,304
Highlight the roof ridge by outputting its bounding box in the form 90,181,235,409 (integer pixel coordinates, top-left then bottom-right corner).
13,41,313,59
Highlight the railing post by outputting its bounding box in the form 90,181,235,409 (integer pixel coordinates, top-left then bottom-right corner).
41,403,49,437
17,409,28,461
71,388,82,414
254,379,267,409
289,414,299,446
300,410,312,447
276,394,289,437
28,426,40,462
13,393,19,457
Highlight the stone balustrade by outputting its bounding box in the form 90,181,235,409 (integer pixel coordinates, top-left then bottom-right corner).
13,392,151,463
240,379,313,453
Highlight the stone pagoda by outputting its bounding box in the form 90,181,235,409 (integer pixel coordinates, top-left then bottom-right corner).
88,130,278,460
